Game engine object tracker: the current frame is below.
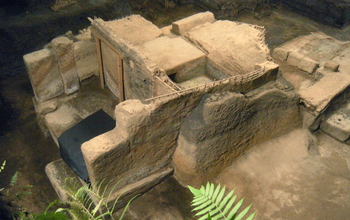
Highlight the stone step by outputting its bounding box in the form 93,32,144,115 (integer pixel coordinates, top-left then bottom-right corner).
321,102,350,143
45,159,81,202
45,159,179,217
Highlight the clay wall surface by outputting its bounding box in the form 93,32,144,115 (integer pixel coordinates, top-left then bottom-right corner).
173,84,301,187
23,48,64,102
81,90,205,192
185,20,270,77
123,60,155,100
23,33,99,102
74,40,99,81
50,36,80,95
81,63,282,192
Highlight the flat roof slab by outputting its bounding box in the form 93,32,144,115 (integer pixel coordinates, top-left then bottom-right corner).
274,33,350,114
186,20,270,75
299,72,350,114
332,46,350,74
104,15,162,45
273,32,350,72
139,36,206,75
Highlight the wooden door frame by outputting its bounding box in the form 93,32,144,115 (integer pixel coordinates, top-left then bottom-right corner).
94,34,125,101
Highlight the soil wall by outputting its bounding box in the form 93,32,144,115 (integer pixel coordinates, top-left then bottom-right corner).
173,85,301,186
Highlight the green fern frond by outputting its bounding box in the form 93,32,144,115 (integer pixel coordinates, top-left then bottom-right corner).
0,160,6,173
10,172,18,187
57,177,137,220
188,183,256,220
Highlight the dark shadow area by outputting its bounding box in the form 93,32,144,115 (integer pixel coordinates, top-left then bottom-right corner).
281,0,350,28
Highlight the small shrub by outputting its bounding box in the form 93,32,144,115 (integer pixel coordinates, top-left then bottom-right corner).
51,178,136,220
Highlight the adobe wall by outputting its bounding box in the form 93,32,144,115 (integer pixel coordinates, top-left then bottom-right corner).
81,88,205,192
81,63,290,193
173,84,301,187
23,30,98,102
91,18,172,101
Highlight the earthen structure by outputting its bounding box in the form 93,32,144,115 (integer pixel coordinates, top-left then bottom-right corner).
23,10,350,217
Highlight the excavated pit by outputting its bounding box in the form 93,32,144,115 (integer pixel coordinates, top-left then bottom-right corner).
2,1,350,220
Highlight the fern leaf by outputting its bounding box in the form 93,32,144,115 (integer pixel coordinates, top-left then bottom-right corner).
74,185,88,200
246,211,256,220
205,182,211,195
192,196,209,206
235,204,253,220
10,172,17,187
92,199,104,216
195,203,216,216
106,179,122,203
193,199,212,211
56,207,67,213
220,190,235,212
208,183,215,197
227,198,244,220
0,160,6,173
215,186,226,205
189,185,202,197
45,200,61,214
199,205,221,220
116,193,138,220
212,184,221,202
222,195,236,216
188,183,255,220
96,179,106,197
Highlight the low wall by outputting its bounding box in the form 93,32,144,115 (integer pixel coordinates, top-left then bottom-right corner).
81,63,292,192
81,89,205,192
173,85,301,187
23,32,98,102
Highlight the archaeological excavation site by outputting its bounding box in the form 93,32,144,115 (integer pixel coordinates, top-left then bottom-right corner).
2,0,350,219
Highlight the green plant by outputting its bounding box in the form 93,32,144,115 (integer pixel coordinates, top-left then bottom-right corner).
33,212,70,220
0,160,5,172
17,211,70,220
0,160,23,197
188,182,256,220
48,178,136,220
0,160,6,192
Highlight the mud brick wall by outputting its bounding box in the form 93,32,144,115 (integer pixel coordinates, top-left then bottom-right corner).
81,90,205,192
173,85,301,187
23,48,64,102
122,57,156,100
50,36,80,95
23,35,99,102
81,64,296,194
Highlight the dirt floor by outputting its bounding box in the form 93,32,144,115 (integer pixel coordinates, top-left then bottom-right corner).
1,1,350,219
